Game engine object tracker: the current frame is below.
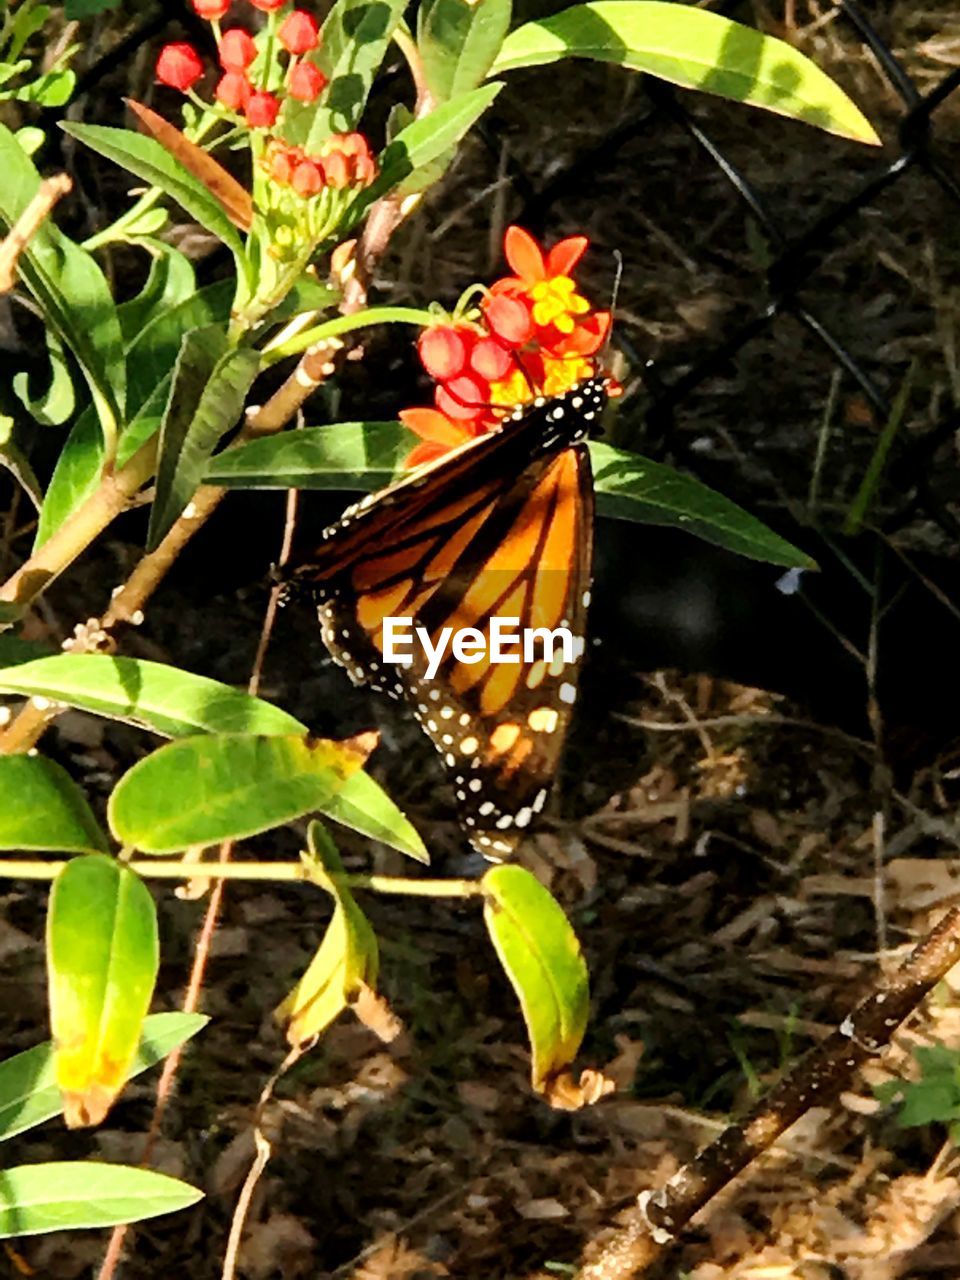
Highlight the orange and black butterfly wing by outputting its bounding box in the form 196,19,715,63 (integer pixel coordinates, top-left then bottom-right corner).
284,378,607,857
408,445,593,857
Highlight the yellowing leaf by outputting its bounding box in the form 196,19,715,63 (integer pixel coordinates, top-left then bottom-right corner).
276,824,396,1046
47,856,159,1127
483,865,606,1107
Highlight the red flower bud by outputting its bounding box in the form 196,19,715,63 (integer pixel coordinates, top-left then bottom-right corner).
418,326,467,381
246,90,280,127
321,150,350,189
264,140,297,185
436,377,486,421
156,42,204,93
287,61,327,102
279,10,320,54
469,335,512,381
483,292,534,346
215,71,251,111
250,0,286,9
291,159,324,197
219,27,256,71
192,0,231,18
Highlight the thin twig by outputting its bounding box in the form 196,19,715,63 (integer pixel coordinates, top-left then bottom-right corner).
96,489,302,1280
0,174,72,293
577,904,960,1280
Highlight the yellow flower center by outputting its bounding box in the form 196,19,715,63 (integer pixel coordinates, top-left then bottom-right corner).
529,276,590,334
489,367,535,412
541,355,593,397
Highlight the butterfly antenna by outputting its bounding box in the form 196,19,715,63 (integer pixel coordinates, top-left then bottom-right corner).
603,250,623,363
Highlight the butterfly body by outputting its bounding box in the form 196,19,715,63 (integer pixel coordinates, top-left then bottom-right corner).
285,376,609,858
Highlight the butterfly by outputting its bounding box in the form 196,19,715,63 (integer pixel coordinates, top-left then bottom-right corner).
283,376,610,859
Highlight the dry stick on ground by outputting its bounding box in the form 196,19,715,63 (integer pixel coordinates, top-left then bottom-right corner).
0,174,72,293
576,902,960,1280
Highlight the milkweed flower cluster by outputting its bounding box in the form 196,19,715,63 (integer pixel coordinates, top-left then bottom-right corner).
154,0,377,262
156,1,328,125
401,226,612,468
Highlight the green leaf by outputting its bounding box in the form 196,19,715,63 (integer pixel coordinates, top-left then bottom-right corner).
0,1162,201,1237
343,83,503,229
589,442,815,568
0,654,306,739
0,123,125,441
13,330,75,427
0,636,52,667
206,421,408,489
148,328,260,550
14,127,45,157
276,823,381,1045
61,123,248,270
0,425,43,511
419,0,512,103
325,770,429,863
14,69,75,106
0,756,107,853
288,0,408,149
207,423,814,568
116,248,196,345
108,732,376,854
8,5,49,62
490,2,879,145
36,280,234,548
482,865,589,1094
0,1012,208,1143
47,856,159,1127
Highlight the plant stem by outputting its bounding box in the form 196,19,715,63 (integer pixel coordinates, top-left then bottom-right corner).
0,858,482,896
261,305,435,363
0,435,158,608
577,903,960,1280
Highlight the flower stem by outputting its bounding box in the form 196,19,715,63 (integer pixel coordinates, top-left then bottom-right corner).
261,305,436,363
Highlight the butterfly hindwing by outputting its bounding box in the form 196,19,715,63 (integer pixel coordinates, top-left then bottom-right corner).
286,377,607,857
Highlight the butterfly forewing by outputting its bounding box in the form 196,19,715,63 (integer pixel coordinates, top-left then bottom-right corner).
285,377,608,858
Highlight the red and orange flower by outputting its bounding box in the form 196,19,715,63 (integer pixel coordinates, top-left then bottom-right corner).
400,226,612,468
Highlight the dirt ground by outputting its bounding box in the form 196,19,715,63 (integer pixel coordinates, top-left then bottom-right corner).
6,1,960,1277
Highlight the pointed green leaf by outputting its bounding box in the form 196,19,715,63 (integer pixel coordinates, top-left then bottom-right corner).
483,864,589,1093
108,732,376,854
287,0,407,149
419,0,512,103
0,124,125,439
0,1012,208,1143
206,421,408,489
14,69,75,107
343,83,503,229
589,442,816,567
47,856,159,1127
34,282,233,548
0,654,306,738
490,2,879,144
117,247,196,344
61,123,248,266
0,756,107,853
13,330,75,426
206,422,814,568
0,1162,201,1237
276,823,380,1045
325,770,429,863
147,327,260,549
